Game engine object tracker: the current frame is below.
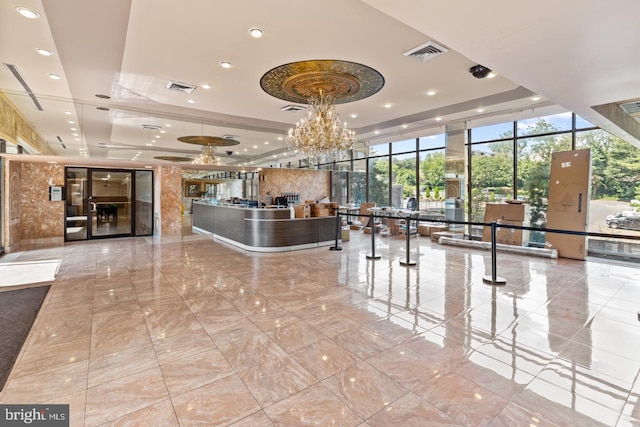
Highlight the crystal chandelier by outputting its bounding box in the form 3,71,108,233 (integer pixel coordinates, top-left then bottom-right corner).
287,91,356,160
193,145,220,165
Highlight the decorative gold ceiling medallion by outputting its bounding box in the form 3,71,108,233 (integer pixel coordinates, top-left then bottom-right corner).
177,136,240,146
260,60,384,104
153,156,193,162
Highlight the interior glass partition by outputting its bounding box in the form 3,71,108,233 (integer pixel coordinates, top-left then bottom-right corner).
135,170,153,236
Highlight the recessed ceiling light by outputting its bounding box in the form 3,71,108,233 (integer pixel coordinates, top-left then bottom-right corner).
277,137,283,141
476,108,485,113
244,149,248,152
402,124,408,129
350,114,358,118
146,143,153,146
220,61,232,69
253,145,258,149
426,90,437,96
187,98,195,103
70,127,77,131
374,131,380,135
68,120,75,124
435,117,442,121
16,7,39,18
249,28,264,38
530,95,541,101
264,141,269,145
486,72,497,79
384,103,392,109
36,48,53,56
72,133,78,137
64,111,72,115
201,84,211,89
160,130,166,134
48,73,61,80
165,124,171,127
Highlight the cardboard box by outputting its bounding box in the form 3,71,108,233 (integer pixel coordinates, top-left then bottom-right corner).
496,220,524,246
312,208,330,217
294,205,310,218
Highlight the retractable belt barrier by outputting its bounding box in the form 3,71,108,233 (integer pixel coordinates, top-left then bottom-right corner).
335,209,640,286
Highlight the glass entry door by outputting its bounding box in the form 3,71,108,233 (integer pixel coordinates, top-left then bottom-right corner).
65,167,153,241
89,170,133,238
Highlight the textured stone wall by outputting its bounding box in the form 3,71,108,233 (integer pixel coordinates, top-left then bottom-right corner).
0,93,54,155
259,168,330,204
158,165,182,236
19,162,65,239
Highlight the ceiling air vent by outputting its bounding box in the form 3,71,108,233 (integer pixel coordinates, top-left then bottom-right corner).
222,134,239,140
165,80,197,94
403,41,449,63
142,124,162,131
281,105,306,112
4,63,43,110
620,101,640,115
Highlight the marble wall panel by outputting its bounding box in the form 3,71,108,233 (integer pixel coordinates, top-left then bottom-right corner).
20,162,64,239
259,169,330,204
158,166,182,236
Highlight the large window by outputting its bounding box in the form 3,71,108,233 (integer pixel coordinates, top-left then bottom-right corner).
368,156,389,207
300,111,640,259
470,141,514,228
517,132,572,243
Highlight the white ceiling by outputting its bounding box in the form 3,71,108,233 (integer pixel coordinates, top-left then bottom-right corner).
1,0,639,169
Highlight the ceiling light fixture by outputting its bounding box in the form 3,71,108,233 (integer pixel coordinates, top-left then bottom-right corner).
476,108,485,113
260,60,384,160
48,73,61,80
220,61,232,69
531,95,541,101
16,7,39,18
469,65,494,79
426,90,437,96
187,98,195,104
249,28,264,38
201,84,211,89
36,48,53,56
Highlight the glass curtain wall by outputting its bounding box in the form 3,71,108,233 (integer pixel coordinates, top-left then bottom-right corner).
312,111,640,258
391,139,417,209
368,143,390,206
419,135,446,211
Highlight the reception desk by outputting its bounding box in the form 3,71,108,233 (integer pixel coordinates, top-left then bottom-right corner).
192,202,337,252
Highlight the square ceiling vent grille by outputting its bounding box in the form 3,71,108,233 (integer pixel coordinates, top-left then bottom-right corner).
166,80,197,94
403,41,449,63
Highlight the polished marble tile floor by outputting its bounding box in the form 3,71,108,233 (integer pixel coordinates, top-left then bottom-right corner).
1,231,639,426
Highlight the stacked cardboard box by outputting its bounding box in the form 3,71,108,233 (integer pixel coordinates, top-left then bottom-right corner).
310,203,333,217
482,203,529,246
293,205,310,218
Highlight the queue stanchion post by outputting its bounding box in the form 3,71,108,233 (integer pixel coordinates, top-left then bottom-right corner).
366,214,381,260
399,215,416,266
483,221,506,285
330,211,342,251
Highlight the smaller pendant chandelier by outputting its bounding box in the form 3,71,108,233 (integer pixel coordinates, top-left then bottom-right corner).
194,145,220,165
287,91,356,160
